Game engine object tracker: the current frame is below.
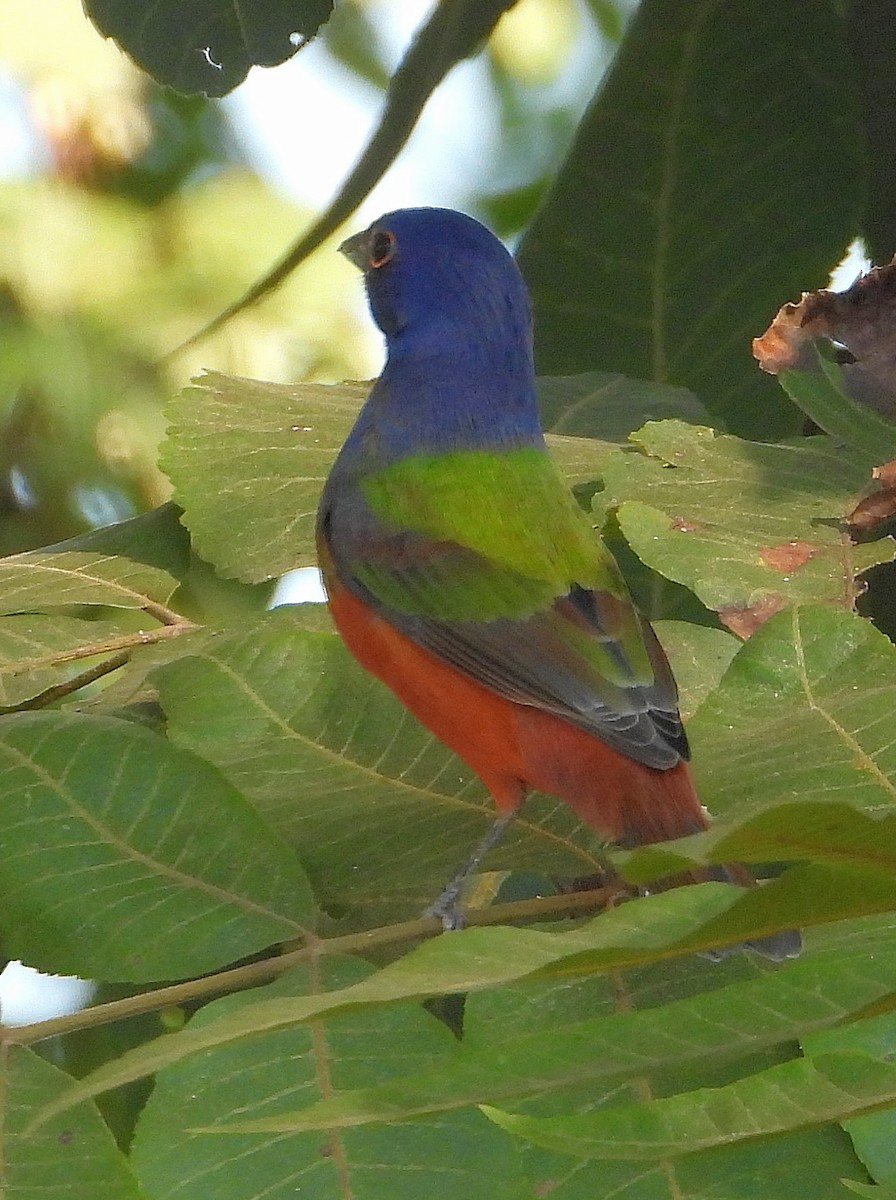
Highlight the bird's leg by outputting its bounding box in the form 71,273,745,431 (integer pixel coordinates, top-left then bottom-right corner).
425,810,519,930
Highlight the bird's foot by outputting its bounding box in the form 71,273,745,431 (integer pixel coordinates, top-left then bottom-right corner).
423,885,467,931
424,810,519,931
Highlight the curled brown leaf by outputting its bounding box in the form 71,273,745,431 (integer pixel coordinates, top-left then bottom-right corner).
753,259,896,418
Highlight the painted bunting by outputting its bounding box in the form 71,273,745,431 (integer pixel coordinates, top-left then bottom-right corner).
317,207,798,959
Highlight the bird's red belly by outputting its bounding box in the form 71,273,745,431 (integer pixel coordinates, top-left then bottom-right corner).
325,580,704,845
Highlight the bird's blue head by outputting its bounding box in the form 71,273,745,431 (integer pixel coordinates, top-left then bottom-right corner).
341,207,532,354
340,208,541,454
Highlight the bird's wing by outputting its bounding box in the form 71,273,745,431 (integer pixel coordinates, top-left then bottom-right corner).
319,447,688,770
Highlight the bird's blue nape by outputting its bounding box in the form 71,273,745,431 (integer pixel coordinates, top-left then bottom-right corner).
342,207,544,459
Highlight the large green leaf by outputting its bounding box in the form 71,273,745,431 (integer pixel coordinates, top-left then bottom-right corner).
160,373,367,582
511,1131,861,1199
84,0,334,96
0,711,314,980
849,0,896,263
2,1046,143,1200
453,953,865,1200
518,0,864,438
130,957,523,1200
688,605,896,821
806,1012,896,1190
597,422,891,616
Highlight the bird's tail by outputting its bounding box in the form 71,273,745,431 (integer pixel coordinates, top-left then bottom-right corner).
516,714,801,960
612,763,801,962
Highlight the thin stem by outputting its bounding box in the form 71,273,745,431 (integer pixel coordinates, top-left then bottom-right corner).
0,610,199,713
5,621,193,674
0,651,133,713
141,600,197,628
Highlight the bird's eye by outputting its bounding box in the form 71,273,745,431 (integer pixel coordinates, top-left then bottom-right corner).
369,229,396,269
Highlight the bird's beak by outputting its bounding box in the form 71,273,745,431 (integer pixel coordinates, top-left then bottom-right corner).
339,228,371,272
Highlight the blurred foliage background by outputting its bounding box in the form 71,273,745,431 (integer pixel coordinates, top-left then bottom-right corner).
0,0,623,555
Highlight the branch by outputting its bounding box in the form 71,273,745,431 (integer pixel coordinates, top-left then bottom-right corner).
3,888,615,1046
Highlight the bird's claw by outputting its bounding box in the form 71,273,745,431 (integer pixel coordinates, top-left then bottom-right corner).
423,887,467,931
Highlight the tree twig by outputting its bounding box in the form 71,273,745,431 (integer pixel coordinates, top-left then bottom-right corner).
2,888,614,1046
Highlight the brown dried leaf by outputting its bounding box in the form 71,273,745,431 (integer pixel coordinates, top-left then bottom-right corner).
844,456,896,541
874,459,896,488
753,259,896,417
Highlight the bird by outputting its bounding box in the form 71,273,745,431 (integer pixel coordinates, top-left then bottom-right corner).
316,206,799,960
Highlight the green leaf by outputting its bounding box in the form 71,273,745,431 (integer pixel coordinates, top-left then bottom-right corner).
652,620,740,720
0,711,314,981
806,1012,896,1188
161,373,368,582
2,1046,143,1200
192,937,896,1134
518,0,863,439
537,372,710,438
517,1133,863,1199
130,957,524,1200
689,606,896,821
482,1050,896,1159
0,550,178,613
151,610,601,923
84,0,334,97
622,801,896,886
597,422,891,615
779,344,896,462
850,0,896,264
45,502,192,580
